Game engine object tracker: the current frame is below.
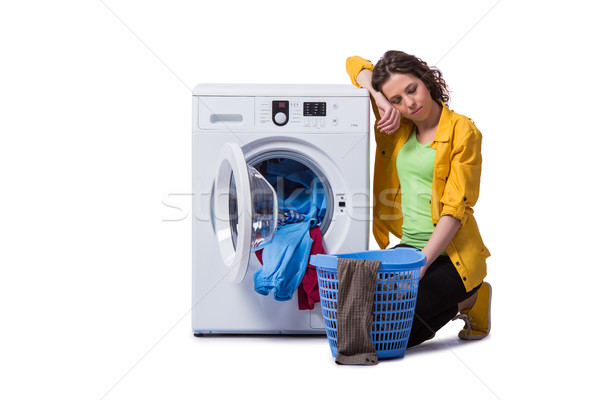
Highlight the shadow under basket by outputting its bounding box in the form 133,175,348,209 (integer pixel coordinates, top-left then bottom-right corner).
311,248,425,359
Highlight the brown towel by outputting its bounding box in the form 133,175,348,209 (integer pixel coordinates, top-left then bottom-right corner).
335,258,380,365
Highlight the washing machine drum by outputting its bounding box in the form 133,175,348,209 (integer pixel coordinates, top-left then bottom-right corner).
213,143,278,282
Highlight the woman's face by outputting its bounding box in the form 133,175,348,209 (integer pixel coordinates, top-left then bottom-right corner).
381,73,436,123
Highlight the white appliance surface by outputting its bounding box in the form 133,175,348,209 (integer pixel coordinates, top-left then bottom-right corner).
192,84,370,334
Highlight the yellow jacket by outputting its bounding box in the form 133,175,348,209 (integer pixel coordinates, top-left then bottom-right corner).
346,56,490,291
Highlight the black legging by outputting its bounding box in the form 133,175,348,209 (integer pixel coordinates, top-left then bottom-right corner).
393,244,481,348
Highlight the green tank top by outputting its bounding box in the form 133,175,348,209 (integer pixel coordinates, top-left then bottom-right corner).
396,127,446,255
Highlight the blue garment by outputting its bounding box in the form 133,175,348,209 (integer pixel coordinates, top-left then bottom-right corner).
254,219,314,301
253,159,327,300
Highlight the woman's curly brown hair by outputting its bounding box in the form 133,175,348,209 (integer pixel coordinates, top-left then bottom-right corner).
372,50,450,106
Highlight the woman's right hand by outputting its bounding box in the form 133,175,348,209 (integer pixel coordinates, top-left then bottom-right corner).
373,92,401,134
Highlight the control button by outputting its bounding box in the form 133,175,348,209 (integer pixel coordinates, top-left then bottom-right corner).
320,119,325,127
332,117,338,126
303,118,310,127
312,118,317,127
274,112,287,125
333,104,338,110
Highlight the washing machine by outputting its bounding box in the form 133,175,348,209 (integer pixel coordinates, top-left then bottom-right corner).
192,83,370,335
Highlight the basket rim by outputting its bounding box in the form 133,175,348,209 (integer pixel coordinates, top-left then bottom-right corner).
311,248,426,272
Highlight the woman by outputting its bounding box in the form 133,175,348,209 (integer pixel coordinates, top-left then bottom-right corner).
346,51,492,347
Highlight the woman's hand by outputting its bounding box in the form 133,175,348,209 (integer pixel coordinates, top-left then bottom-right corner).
419,215,462,280
356,69,401,135
373,92,401,134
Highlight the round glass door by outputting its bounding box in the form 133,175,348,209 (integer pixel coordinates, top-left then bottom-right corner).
213,143,278,282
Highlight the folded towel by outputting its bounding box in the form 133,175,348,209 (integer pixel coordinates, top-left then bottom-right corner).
335,258,380,366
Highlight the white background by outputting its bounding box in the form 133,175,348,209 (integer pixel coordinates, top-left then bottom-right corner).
1,1,598,399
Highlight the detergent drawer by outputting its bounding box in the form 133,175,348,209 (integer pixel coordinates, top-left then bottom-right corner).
198,96,255,130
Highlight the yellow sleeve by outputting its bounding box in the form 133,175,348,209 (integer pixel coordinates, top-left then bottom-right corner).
346,56,375,88
440,126,483,225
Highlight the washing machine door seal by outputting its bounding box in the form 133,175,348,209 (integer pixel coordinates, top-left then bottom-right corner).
213,142,277,282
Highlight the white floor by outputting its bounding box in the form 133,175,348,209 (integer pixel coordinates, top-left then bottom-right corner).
32,308,589,400
2,252,590,400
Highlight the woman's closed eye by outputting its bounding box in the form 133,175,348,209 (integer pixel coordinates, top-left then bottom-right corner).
390,86,417,105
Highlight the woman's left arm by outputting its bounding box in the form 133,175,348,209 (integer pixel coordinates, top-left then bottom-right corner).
420,215,461,279
420,124,483,279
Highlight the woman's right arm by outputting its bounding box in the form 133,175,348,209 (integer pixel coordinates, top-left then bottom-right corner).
346,56,400,134
356,69,400,134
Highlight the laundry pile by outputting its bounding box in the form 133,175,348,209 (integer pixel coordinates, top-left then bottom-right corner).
253,159,327,309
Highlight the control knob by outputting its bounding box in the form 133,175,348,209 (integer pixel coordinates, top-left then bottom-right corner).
274,112,287,125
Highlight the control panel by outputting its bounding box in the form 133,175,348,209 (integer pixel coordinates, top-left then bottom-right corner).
195,93,368,133
256,96,365,132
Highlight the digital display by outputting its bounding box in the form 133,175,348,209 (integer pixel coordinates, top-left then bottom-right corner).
303,102,326,117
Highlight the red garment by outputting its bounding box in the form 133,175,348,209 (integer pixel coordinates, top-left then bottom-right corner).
254,227,326,310
255,249,263,264
297,227,325,310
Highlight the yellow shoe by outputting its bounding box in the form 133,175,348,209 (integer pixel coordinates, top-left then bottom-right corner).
452,282,492,340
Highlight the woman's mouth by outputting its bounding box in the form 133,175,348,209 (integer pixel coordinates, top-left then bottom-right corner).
412,107,423,115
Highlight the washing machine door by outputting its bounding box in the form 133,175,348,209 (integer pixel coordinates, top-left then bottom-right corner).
213,142,278,282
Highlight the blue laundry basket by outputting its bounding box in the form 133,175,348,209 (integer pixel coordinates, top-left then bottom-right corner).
311,248,425,359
